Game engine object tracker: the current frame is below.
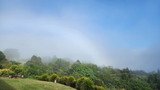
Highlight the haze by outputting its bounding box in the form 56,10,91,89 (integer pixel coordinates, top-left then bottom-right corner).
0,0,160,71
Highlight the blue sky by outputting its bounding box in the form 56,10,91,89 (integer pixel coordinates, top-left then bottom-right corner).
0,0,160,71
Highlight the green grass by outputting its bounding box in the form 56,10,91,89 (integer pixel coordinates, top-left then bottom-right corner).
0,77,76,90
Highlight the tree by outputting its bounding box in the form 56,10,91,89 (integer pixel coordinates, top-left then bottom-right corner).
121,68,132,80
69,61,96,80
51,59,71,75
26,55,43,66
24,55,46,76
97,66,120,88
148,72,160,90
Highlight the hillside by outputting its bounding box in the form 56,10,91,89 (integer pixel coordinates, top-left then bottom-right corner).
0,77,76,90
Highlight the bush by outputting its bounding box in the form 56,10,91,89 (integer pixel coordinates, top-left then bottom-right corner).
67,76,76,88
56,76,76,88
38,74,49,81
56,76,61,83
76,77,94,90
35,75,41,80
0,69,15,76
93,85,105,90
10,65,23,75
93,79,105,87
50,74,58,82
58,76,68,85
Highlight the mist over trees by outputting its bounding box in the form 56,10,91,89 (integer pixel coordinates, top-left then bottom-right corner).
0,51,6,62
0,51,9,69
3,49,20,60
0,50,160,90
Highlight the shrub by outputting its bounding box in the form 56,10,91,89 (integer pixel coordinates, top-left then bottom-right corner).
67,76,76,88
93,79,105,87
58,76,68,85
93,85,105,90
50,74,58,82
38,74,49,81
10,65,23,75
0,69,15,76
35,75,41,80
56,76,61,83
76,77,94,90
56,76,76,88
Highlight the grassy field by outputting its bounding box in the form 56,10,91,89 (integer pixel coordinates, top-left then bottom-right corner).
0,77,76,90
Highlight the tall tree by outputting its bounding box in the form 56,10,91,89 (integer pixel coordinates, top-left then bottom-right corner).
52,58,71,75
148,72,160,90
25,55,46,76
25,55,43,66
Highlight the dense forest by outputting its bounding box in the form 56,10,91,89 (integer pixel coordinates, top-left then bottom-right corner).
0,50,160,90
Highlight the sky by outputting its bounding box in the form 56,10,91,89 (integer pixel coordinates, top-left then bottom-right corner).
0,0,160,71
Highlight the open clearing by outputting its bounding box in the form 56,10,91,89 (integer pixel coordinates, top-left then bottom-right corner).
0,77,76,90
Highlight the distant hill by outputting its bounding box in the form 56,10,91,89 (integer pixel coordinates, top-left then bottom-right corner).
0,77,76,90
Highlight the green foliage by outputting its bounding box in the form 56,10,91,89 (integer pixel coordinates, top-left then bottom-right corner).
0,69,15,76
93,78,105,87
0,51,6,61
67,76,76,88
93,85,105,90
55,76,76,88
69,62,96,80
51,59,71,75
10,65,23,75
39,74,49,81
121,68,132,80
49,74,58,82
148,72,160,90
58,76,69,85
35,74,49,81
119,78,152,90
76,77,94,90
0,54,158,90
0,51,9,69
130,78,152,90
97,67,120,88
25,55,43,66
24,55,47,76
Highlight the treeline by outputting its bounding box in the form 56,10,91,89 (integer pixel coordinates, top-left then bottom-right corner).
35,74,104,90
0,51,160,90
